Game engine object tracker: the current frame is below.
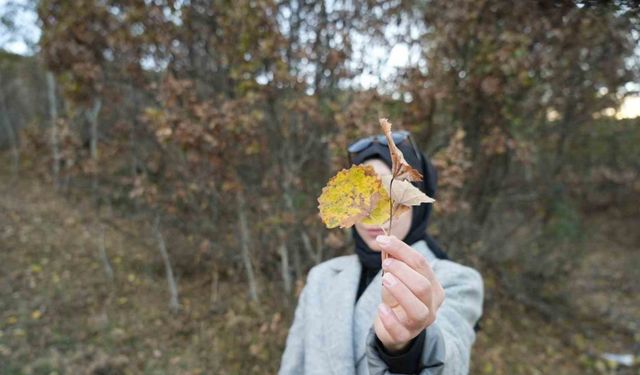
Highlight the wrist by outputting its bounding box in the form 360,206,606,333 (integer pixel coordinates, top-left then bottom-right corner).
380,338,411,355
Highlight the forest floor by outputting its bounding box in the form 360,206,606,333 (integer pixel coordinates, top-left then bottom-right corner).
1,165,638,375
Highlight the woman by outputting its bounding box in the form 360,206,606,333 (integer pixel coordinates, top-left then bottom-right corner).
279,131,483,375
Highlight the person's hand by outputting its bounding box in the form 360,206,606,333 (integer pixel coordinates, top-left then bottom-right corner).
373,235,445,353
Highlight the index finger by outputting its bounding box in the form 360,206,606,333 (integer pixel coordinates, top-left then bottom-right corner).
376,235,434,280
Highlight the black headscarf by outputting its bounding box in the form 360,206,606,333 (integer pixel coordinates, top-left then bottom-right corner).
350,139,448,271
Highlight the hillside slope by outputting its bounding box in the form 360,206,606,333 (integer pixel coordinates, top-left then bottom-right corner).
1,165,637,374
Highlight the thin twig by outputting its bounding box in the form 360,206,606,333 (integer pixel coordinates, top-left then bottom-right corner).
380,225,388,276
389,176,395,234
382,175,397,277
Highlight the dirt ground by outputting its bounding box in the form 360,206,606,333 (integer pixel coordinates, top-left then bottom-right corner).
1,167,638,374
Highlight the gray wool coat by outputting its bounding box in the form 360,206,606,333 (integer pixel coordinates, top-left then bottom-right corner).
278,240,484,375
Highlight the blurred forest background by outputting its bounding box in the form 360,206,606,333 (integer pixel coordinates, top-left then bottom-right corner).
1,0,639,374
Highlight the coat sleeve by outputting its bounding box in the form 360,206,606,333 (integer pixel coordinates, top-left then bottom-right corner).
278,281,309,375
366,324,445,375
365,262,484,375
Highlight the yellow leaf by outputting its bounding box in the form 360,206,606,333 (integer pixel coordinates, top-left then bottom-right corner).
361,191,391,226
362,193,414,226
318,165,387,228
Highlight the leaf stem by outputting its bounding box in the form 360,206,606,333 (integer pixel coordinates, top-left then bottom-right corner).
381,175,396,277
380,225,388,275
389,175,395,234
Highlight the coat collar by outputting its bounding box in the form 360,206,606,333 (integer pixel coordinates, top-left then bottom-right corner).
321,240,437,373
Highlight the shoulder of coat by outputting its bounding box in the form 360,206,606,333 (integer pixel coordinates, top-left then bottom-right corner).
433,258,483,287
307,254,358,280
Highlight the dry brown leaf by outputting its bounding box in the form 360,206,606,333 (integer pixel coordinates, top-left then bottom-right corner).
380,175,435,206
390,203,411,220
379,118,423,182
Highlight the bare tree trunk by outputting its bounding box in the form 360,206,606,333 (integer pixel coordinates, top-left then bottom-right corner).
315,232,324,264
86,98,102,194
301,231,321,265
236,190,259,302
153,215,180,313
281,172,302,280
0,88,19,175
87,97,107,281
47,72,61,188
278,229,292,294
127,85,142,213
210,264,220,309
279,243,292,294
98,222,114,281
291,240,302,282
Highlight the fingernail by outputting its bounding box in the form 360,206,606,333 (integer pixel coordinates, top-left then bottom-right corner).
382,258,393,268
382,273,396,287
378,304,391,316
376,235,391,246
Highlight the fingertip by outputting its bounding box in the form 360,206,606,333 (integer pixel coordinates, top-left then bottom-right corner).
375,235,391,246
382,257,393,268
